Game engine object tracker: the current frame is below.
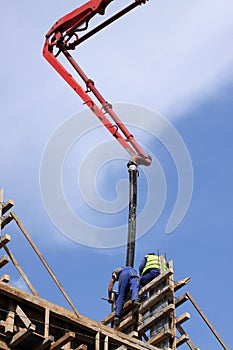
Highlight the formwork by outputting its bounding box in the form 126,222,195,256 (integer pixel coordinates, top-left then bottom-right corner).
0,190,228,350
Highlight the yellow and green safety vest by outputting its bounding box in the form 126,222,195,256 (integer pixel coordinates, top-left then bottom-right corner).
141,254,168,276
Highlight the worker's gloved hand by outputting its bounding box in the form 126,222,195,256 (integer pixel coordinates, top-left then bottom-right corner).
108,298,114,304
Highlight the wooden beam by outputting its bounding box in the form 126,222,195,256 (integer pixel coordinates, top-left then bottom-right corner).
103,335,108,350
138,304,175,333
0,274,10,283
118,315,134,331
139,285,172,314
177,324,196,350
175,293,188,308
0,320,17,332
50,332,76,350
174,277,190,292
9,326,34,347
2,200,14,215
128,331,138,338
0,282,159,350
147,329,172,346
186,293,229,350
44,307,50,338
95,331,100,350
176,334,189,347
11,212,80,319
0,340,10,350
175,312,190,326
0,256,9,268
3,245,38,296
15,304,34,329
1,214,13,230
5,303,15,335
0,235,11,249
138,268,174,298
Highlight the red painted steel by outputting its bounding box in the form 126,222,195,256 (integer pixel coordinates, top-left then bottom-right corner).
43,0,151,166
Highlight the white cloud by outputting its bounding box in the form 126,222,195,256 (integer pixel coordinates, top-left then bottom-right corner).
1,0,233,250
72,0,233,118
11,276,31,293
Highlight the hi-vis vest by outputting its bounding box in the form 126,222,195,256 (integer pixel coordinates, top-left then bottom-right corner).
141,255,168,276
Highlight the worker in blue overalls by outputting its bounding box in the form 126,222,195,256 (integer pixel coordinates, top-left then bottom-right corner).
108,266,141,327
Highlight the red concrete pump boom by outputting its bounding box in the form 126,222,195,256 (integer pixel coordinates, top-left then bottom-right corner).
43,0,152,166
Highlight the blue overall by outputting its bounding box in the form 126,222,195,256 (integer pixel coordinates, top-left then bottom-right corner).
139,268,160,288
115,267,139,317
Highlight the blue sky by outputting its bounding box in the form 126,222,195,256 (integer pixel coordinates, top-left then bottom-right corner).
1,0,233,348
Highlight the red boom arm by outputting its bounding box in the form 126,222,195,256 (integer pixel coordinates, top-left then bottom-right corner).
43,0,151,166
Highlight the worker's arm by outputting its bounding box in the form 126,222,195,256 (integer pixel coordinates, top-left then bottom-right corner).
108,276,115,303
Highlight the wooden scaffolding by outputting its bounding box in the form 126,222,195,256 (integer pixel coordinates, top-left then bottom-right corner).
0,190,229,350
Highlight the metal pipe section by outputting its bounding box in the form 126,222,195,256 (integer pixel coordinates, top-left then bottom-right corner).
126,162,138,268
75,1,141,47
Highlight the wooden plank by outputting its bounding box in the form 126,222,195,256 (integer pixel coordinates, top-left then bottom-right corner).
175,312,190,326
176,334,189,347
15,304,34,329
147,329,172,346
50,332,76,350
0,275,10,283
9,326,34,347
139,285,172,314
174,277,190,292
138,304,175,333
177,324,196,350
0,282,159,350
3,245,38,296
5,304,15,335
2,200,14,215
11,212,80,319
118,314,133,331
1,214,13,230
0,320,17,332
44,307,50,338
128,331,138,338
138,268,174,298
95,331,100,350
175,293,188,308
104,335,108,350
0,256,9,269
0,340,10,350
0,235,11,249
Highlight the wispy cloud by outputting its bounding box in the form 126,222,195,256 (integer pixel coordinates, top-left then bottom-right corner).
2,0,233,250
88,0,233,117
